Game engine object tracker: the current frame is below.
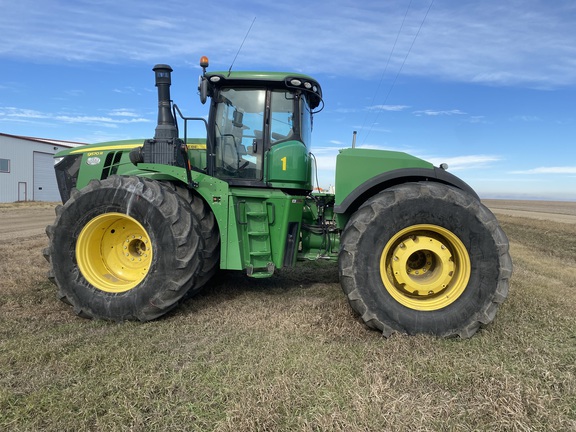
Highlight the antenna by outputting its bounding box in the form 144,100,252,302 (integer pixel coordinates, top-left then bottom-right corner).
228,16,256,77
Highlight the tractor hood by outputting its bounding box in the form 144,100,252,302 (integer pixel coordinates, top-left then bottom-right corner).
55,139,146,158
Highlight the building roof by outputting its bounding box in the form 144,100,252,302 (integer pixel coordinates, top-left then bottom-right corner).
0,132,85,148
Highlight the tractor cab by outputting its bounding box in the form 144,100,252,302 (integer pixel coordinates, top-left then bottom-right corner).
199,59,323,192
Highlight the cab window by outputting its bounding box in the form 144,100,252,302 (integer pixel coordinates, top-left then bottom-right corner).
269,91,295,144
300,95,312,148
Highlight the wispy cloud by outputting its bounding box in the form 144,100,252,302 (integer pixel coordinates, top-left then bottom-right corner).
367,104,410,112
113,87,145,95
413,109,466,116
64,89,85,97
107,109,142,118
425,155,501,171
1,1,576,87
139,19,177,30
1,107,46,120
509,115,541,122
467,115,487,124
511,166,576,175
333,107,360,114
0,106,150,128
54,115,149,126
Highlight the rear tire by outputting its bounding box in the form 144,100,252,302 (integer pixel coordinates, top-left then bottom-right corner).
339,182,512,338
165,183,220,296
44,175,203,321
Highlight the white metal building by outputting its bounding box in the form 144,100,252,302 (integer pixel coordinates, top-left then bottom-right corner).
0,133,84,203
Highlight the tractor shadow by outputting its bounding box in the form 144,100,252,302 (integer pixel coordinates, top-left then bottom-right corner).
177,260,341,315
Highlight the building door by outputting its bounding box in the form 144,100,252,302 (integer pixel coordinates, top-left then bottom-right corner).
18,182,27,201
33,152,60,201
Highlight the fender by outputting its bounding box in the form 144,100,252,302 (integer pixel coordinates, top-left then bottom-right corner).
334,166,479,215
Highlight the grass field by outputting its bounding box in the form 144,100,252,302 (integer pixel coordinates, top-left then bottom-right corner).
0,203,575,431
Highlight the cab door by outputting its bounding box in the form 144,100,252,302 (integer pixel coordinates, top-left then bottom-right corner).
212,88,266,185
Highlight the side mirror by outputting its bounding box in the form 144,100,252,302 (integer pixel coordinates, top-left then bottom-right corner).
198,76,208,104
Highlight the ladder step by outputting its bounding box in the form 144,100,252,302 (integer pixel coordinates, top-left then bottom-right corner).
250,251,271,257
246,263,275,278
249,271,274,279
248,231,269,236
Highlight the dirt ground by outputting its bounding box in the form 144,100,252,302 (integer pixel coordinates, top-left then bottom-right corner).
482,199,576,224
0,199,575,243
0,202,59,242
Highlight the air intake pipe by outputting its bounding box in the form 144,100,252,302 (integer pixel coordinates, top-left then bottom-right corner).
152,64,178,139
132,64,186,167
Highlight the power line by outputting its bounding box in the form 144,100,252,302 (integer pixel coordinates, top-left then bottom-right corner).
359,0,414,139
362,0,435,146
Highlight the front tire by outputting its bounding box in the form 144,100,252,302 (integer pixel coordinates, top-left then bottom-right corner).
44,175,203,321
339,182,512,338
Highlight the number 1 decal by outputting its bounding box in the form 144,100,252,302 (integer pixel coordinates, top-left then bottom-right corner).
281,156,287,171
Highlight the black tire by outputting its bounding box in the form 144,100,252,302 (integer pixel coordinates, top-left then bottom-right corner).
339,182,512,338
44,175,203,321
165,183,220,295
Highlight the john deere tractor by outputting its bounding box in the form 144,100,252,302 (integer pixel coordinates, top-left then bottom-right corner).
45,57,512,338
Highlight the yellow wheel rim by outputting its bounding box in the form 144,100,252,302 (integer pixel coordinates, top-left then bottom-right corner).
76,213,153,293
380,224,471,311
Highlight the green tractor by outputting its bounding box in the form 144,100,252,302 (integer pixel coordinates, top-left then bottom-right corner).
45,57,512,338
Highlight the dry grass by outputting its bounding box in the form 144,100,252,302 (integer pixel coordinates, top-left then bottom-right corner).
0,201,59,211
1,205,575,431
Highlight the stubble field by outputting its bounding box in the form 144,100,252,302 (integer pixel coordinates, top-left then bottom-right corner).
0,200,574,431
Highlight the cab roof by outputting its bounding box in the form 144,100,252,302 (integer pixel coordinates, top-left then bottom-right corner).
205,70,323,110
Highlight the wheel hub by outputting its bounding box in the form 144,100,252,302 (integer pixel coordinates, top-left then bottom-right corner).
380,224,471,311
76,213,153,293
391,235,455,297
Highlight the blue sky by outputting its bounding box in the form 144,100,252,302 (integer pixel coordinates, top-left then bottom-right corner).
1,0,576,200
